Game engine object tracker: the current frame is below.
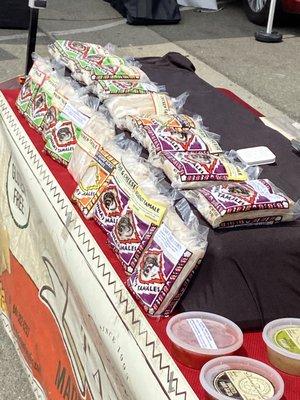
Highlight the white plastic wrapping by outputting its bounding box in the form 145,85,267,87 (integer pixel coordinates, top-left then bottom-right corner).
93,154,152,234
48,40,151,91
94,80,165,101
126,115,222,165
43,91,99,165
127,198,208,316
16,55,55,115
161,151,261,189
41,76,86,142
183,179,300,229
107,177,173,274
48,40,110,78
104,92,188,129
67,110,115,182
71,138,140,218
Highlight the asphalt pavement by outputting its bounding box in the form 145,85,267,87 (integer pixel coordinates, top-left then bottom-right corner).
0,1,299,399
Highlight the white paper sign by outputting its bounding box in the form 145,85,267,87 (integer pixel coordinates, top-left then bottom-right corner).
187,318,218,349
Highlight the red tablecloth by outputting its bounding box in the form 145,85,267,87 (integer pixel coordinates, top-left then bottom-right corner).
3,89,300,400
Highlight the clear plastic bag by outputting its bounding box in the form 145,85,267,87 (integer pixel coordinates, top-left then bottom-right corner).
104,92,188,129
93,154,152,234
67,110,116,182
16,55,53,116
71,137,141,218
125,113,203,133
43,89,99,165
161,150,261,190
107,176,173,274
41,76,85,142
127,198,208,316
125,113,221,155
183,179,300,229
48,40,110,72
127,116,222,167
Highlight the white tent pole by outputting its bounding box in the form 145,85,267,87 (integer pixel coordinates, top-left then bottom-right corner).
255,0,282,43
266,0,277,34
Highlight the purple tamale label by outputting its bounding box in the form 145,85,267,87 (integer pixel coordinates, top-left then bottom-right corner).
199,180,290,216
128,224,192,315
94,162,139,233
107,207,156,274
144,124,209,154
94,180,129,233
163,152,230,183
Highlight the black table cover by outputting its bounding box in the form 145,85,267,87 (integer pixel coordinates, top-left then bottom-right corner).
104,0,181,25
139,53,300,330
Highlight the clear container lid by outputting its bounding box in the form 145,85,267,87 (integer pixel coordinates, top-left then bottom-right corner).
263,318,300,361
166,311,243,356
200,356,284,400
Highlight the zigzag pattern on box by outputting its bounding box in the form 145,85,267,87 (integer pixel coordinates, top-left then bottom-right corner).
0,94,191,400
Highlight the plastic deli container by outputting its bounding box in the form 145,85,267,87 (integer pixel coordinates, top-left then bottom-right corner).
263,318,300,376
166,312,243,369
200,356,284,400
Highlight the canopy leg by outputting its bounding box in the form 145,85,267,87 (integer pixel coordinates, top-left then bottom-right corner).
25,7,39,75
255,0,282,43
25,1,47,75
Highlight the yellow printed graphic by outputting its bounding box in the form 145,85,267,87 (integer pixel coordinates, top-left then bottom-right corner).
129,187,167,226
223,160,248,181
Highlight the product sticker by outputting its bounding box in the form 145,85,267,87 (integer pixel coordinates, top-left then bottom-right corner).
77,131,100,158
42,76,59,96
151,94,172,115
128,223,192,315
213,370,275,400
29,64,47,86
72,148,118,217
128,187,167,227
154,224,186,265
93,163,137,233
114,162,138,197
187,319,218,350
52,92,68,111
274,327,300,354
62,103,90,129
200,180,290,216
164,152,247,184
